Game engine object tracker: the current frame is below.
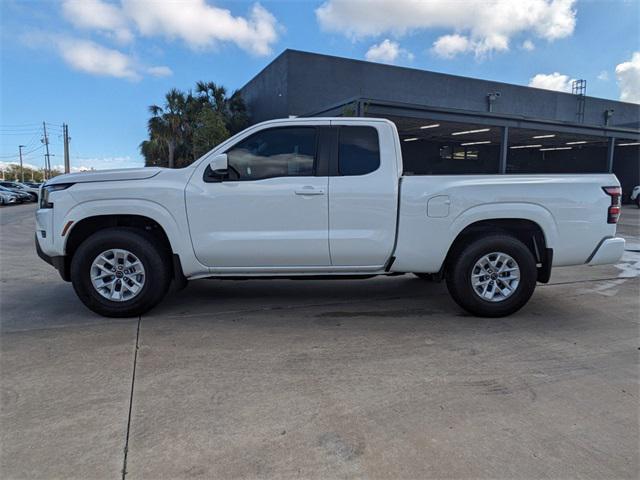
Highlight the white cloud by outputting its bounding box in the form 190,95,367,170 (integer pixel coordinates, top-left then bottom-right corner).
56,38,141,80
597,70,609,81
55,156,143,171
317,0,576,58
21,33,172,80
615,52,640,104
60,1,279,56
62,0,133,43
121,0,279,55
521,40,535,51
432,34,472,58
431,33,510,59
146,65,173,77
0,161,41,171
528,72,575,92
365,39,413,64
51,164,94,173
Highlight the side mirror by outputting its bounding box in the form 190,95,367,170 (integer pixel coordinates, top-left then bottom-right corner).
209,153,228,174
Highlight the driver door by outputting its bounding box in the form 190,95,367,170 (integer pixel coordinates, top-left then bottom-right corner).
185,123,331,269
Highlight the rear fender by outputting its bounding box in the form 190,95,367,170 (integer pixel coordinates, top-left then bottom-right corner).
449,203,559,249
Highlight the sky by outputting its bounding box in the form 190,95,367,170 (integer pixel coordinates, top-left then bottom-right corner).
1,0,639,172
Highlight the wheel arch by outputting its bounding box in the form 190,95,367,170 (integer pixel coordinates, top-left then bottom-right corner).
61,207,185,283
444,217,553,283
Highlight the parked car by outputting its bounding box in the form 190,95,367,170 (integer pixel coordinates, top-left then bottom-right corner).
631,185,640,208
0,186,30,203
36,117,625,318
0,181,38,201
0,190,19,206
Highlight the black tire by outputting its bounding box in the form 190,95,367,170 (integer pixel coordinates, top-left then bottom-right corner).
70,227,171,317
445,234,537,317
636,196,640,208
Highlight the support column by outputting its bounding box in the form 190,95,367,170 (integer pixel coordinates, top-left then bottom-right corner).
499,126,509,173
606,137,615,173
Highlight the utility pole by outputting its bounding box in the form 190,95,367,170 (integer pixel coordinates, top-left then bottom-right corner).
63,123,70,174
18,145,26,182
42,121,51,180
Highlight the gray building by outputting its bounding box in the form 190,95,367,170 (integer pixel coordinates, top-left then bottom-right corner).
241,49,640,196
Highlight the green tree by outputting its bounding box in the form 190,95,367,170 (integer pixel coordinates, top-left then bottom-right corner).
141,81,249,168
192,109,229,160
146,88,192,169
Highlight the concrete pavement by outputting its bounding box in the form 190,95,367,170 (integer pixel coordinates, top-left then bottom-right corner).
1,203,638,479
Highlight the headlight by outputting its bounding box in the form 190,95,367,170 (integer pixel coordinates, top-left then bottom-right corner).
40,183,74,209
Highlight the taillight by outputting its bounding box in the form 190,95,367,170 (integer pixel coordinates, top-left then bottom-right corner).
602,186,621,224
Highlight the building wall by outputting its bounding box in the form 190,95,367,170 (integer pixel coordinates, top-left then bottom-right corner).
239,50,639,194
239,52,290,123
241,50,640,129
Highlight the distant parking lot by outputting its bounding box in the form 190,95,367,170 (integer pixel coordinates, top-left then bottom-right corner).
1,203,638,479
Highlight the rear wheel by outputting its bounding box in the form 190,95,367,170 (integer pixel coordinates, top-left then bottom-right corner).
446,234,537,317
70,228,171,317
636,196,640,208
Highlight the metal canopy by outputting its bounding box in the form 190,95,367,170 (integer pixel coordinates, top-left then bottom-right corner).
303,97,640,141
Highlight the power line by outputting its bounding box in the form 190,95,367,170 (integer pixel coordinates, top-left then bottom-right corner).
0,145,44,159
0,131,44,136
0,124,43,128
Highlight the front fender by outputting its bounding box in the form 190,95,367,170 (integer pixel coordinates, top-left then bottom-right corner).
60,199,206,277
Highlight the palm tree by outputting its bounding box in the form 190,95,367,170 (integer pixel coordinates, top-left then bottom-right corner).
195,81,227,113
141,82,250,168
196,81,248,135
139,138,167,167
147,89,191,168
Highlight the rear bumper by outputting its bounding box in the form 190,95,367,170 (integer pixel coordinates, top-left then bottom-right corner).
35,234,69,281
587,237,625,266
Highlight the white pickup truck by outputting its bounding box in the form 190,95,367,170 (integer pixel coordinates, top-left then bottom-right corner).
36,118,625,318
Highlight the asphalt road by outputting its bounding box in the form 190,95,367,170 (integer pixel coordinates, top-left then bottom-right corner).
1,203,639,479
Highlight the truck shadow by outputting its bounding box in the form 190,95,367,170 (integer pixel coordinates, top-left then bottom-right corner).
147,274,600,335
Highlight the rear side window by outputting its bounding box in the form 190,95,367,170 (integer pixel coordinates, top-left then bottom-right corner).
225,127,317,181
338,126,380,176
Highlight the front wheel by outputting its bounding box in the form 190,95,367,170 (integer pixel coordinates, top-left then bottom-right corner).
70,227,171,317
446,234,537,317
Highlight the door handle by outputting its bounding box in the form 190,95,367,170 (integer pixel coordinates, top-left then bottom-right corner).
295,187,325,196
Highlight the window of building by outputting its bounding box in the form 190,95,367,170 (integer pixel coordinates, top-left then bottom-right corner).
507,128,608,174
338,126,380,176
224,127,317,181
390,117,501,175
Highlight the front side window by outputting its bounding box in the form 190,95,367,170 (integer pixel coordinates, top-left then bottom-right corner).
225,127,317,181
338,126,380,176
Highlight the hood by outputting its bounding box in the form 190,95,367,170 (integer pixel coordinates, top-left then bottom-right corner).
45,167,163,185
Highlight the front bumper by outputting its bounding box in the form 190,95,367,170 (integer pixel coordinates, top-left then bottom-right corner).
35,234,70,281
587,237,625,266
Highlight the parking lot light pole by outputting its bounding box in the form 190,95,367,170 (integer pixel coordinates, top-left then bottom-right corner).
18,145,26,182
